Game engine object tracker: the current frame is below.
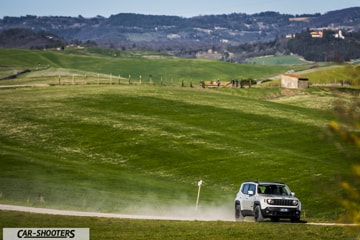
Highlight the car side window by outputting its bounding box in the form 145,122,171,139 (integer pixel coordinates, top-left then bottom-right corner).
249,184,256,194
241,184,249,194
258,185,265,193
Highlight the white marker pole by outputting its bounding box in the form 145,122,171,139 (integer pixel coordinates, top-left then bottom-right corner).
195,180,203,211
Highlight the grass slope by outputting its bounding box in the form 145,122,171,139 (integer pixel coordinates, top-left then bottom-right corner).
0,48,289,85
0,84,358,222
302,65,360,85
246,55,309,65
0,48,359,224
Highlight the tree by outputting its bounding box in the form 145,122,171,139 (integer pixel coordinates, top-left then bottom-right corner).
328,99,360,223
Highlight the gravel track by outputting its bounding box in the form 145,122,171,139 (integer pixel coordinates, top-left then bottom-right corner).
1,204,359,226
0,204,195,221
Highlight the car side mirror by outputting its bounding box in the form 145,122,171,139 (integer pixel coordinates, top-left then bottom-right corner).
248,190,254,195
291,192,295,197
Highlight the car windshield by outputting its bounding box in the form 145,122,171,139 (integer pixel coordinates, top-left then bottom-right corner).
258,184,291,196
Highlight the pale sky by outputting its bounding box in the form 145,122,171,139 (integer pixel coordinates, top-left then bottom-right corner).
1,0,359,18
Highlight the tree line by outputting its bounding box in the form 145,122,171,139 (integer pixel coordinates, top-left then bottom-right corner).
287,30,360,62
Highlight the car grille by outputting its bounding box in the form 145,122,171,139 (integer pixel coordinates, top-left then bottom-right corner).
272,199,294,206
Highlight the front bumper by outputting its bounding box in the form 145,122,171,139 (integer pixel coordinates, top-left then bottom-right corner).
262,207,301,218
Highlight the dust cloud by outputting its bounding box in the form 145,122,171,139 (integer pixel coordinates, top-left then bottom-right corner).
122,203,235,221
0,204,235,222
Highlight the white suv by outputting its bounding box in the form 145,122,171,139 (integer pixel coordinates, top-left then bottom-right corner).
234,181,301,222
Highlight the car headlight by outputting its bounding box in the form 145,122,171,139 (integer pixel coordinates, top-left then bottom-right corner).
292,200,298,206
266,199,274,205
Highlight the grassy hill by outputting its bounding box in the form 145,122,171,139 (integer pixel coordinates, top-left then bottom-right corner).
0,48,289,85
0,85,358,218
302,65,360,85
246,55,310,65
0,48,359,225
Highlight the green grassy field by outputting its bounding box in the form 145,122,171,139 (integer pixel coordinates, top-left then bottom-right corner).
0,85,358,218
1,211,359,240
302,65,360,85
246,55,309,65
0,48,289,85
0,48,359,239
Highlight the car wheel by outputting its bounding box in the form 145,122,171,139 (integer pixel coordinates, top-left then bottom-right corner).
291,217,300,223
235,203,244,221
254,205,264,222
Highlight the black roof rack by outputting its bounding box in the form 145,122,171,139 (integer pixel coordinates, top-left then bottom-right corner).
245,180,259,183
244,180,285,185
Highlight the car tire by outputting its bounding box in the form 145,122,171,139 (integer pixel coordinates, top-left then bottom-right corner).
254,205,264,222
291,217,300,223
235,203,245,221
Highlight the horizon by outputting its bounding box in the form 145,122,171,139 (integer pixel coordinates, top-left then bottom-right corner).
1,0,359,19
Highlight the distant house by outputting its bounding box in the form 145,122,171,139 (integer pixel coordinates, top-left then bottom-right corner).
310,31,323,38
334,30,345,40
281,74,309,89
285,34,295,39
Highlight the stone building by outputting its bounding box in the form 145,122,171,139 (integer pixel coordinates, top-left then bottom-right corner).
281,74,309,89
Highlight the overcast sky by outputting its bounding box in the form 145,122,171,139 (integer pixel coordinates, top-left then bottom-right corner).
1,0,359,18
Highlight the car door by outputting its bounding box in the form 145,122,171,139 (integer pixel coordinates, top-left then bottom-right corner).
242,183,256,211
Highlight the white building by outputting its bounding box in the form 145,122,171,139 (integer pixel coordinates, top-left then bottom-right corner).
281,74,309,89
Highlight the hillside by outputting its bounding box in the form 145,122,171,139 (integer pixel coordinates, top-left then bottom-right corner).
1,8,360,62
0,48,290,84
0,49,359,223
1,8,359,44
0,28,65,49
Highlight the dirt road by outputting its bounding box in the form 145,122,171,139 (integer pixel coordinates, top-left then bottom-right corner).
1,204,359,226
0,204,197,221
0,204,234,221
